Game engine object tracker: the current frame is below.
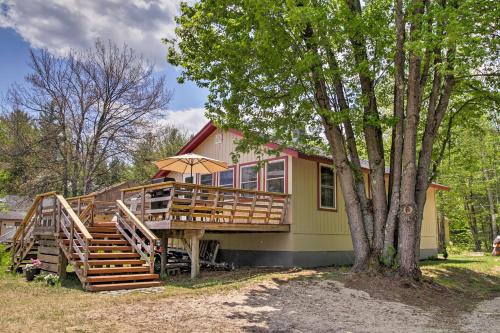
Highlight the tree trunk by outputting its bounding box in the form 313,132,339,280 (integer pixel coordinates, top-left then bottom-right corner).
483,164,498,241
384,0,405,262
466,201,481,251
437,213,446,253
304,22,370,270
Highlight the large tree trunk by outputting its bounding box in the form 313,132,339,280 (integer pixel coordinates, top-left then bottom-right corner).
344,0,387,258
384,0,405,262
304,23,371,270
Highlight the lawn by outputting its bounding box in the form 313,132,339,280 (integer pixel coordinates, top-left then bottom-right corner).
0,245,498,332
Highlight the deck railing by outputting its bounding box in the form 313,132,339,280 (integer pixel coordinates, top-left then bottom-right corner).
116,200,158,273
121,181,290,227
10,192,93,277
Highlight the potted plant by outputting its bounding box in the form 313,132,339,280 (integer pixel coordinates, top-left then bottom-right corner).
25,259,42,281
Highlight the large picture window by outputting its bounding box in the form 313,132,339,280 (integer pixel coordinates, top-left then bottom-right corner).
240,165,258,190
266,160,285,193
319,164,336,210
218,169,234,187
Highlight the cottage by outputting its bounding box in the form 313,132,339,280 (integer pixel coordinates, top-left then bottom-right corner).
153,122,448,267
10,121,448,291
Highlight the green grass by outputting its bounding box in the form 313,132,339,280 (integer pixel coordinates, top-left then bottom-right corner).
421,253,500,298
0,249,498,332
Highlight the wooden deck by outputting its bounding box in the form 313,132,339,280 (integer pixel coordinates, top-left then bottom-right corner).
121,182,291,233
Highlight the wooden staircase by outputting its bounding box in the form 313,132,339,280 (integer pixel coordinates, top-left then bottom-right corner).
63,219,161,291
11,192,161,292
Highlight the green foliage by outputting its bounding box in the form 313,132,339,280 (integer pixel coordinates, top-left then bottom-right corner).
34,272,60,287
125,124,191,181
167,0,497,161
437,111,499,251
0,110,42,196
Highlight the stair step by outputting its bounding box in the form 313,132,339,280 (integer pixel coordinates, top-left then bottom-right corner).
88,245,133,252
86,233,123,239
88,281,162,292
92,222,116,228
87,273,159,283
89,239,128,245
87,266,150,275
72,252,140,259
81,259,146,266
88,227,117,233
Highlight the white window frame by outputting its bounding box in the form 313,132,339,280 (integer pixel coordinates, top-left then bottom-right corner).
239,164,259,191
318,163,337,210
265,159,286,193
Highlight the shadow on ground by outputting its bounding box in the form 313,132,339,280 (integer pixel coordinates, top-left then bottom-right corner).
217,263,499,332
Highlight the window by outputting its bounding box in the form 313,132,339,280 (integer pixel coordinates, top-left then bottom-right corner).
200,174,213,186
240,165,258,190
266,160,285,193
215,133,223,144
218,169,234,187
319,164,336,210
183,174,194,184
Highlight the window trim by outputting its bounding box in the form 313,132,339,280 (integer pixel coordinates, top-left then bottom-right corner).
264,157,288,194
239,162,260,191
218,165,235,188
317,163,337,211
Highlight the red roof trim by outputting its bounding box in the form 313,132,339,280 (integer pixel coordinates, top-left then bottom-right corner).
178,121,217,155
154,121,450,191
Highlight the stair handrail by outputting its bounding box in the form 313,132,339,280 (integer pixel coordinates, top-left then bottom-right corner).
10,191,58,268
79,202,94,226
116,199,158,273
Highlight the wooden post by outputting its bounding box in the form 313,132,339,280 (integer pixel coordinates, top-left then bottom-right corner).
190,232,200,279
160,231,168,278
141,187,146,222
57,247,68,280
52,195,57,232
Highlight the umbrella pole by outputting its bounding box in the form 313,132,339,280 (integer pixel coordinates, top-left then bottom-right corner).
190,164,193,183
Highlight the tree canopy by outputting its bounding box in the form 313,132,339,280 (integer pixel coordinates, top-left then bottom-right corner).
167,0,498,276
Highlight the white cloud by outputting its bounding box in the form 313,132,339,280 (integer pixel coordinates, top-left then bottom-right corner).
159,108,208,134
0,0,179,66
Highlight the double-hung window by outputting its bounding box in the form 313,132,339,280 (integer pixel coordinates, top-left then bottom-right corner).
319,164,336,210
218,169,234,187
266,160,285,193
200,174,213,186
240,165,258,190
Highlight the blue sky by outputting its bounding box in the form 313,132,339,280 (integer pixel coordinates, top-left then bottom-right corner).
0,1,209,133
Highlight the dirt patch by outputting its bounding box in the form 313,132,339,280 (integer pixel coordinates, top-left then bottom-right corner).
460,297,500,332
344,273,466,310
1,264,498,332
65,277,453,332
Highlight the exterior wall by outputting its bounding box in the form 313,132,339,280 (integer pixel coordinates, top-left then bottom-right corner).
165,128,439,266
290,157,437,254
168,128,295,251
